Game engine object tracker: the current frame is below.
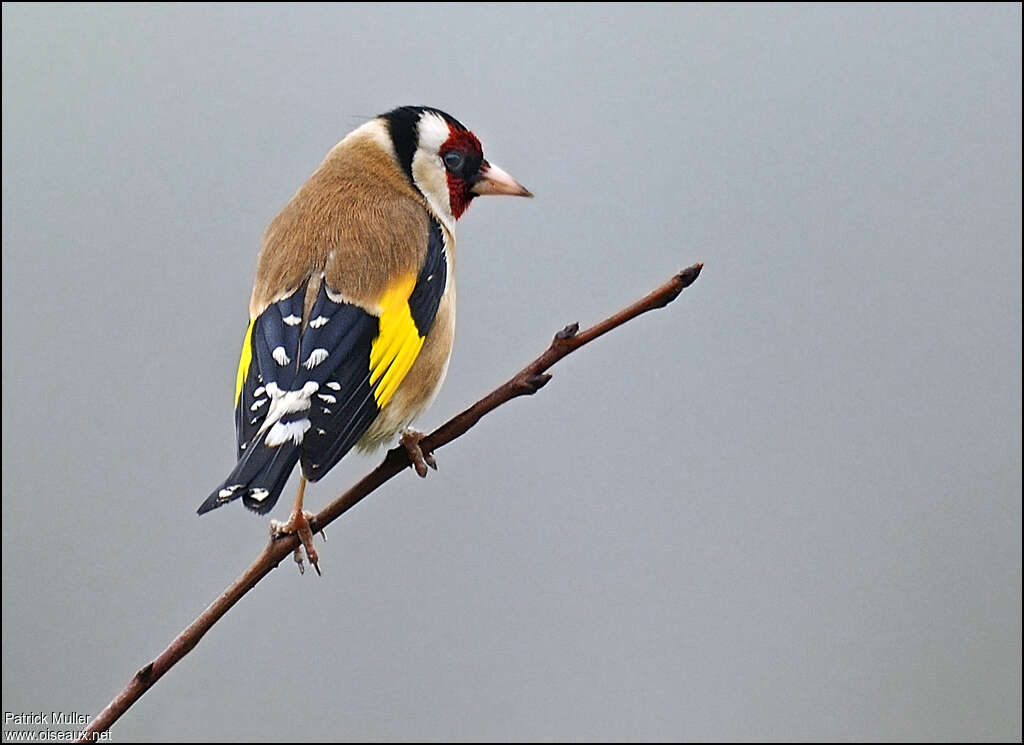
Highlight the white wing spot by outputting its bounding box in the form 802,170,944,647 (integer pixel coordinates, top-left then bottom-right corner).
249,488,270,502
272,346,290,366
250,399,267,411
282,314,302,326
309,315,330,329
317,393,337,404
326,381,341,391
253,386,265,398
304,348,329,369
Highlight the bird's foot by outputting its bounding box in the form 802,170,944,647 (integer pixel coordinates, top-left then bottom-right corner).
400,428,437,478
270,509,323,576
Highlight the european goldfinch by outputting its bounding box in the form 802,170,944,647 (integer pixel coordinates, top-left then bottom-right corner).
198,106,531,572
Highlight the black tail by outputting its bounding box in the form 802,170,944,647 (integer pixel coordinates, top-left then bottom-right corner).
198,432,301,516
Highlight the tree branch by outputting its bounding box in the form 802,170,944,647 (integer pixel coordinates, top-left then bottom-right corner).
77,263,703,742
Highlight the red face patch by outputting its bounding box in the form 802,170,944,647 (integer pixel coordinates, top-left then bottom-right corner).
439,127,484,219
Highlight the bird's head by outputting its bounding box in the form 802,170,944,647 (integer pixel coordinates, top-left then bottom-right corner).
380,106,532,225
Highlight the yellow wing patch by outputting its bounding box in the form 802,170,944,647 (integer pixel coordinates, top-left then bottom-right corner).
369,275,424,408
234,317,256,406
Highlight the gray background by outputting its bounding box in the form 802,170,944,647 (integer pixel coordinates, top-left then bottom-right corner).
3,3,1021,742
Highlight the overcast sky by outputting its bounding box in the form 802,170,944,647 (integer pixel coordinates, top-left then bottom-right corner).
3,3,1021,742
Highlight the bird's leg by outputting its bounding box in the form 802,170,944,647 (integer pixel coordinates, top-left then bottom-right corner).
400,428,437,478
269,476,320,576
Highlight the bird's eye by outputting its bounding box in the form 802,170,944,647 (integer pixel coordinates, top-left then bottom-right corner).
443,151,465,172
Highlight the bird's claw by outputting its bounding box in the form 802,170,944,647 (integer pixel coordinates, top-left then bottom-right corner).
270,510,321,576
401,429,437,478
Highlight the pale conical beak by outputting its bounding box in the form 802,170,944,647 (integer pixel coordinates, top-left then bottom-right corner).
471,161,533,197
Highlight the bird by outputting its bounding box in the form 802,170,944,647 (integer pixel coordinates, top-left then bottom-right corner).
197,106,531,573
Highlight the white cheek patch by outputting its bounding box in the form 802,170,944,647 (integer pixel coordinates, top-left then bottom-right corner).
412,112,456,234
416,111,451,151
